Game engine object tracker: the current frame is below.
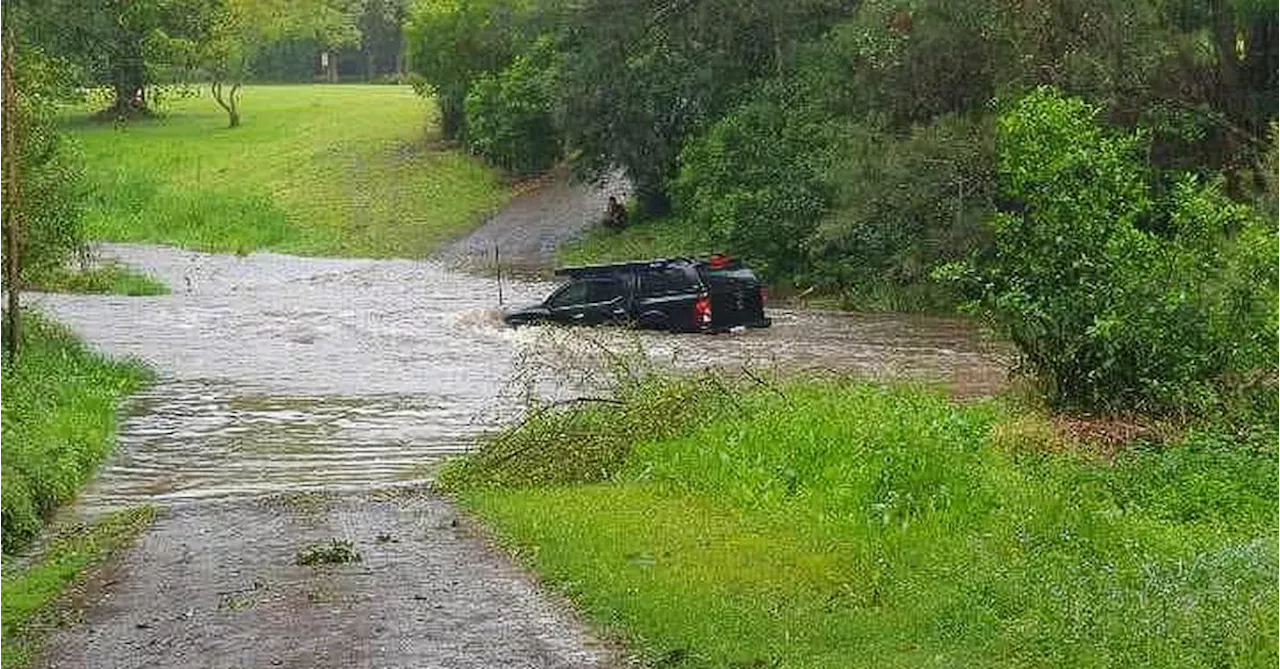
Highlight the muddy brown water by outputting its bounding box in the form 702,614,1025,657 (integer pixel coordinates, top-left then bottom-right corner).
26,191,1007,667
33,244,1008,514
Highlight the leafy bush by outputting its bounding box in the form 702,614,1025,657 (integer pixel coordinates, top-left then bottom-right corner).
0,92,87,283
464,44,562,176
405,0,536,139
672,3,998,291
950,87,1278,417
810,113,993,304
674,90,836,279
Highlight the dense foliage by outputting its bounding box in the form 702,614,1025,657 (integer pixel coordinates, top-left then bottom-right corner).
2,42,90,283
949,88,1277,418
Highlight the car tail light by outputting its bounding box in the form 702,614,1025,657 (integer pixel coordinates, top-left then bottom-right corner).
759,286,768,305
694,294,712,328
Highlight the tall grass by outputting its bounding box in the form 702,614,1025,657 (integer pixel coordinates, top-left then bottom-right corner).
65,85,509,257
557,215,713,267
450,375,1278,668
1,311,152,554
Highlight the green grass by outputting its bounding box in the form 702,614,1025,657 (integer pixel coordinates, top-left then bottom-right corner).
1,311,153,554
558,216,713,267
447,379,1279,668
1,506,155,669
65,85,509,257
26,262,168,296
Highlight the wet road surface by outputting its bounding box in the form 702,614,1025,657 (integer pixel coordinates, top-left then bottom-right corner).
27,199,1007,667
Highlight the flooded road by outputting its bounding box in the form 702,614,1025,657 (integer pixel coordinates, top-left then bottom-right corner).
29,229,1009,668
33,243,1008,513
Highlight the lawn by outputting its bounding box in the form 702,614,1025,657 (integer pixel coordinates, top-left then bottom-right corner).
444,377,1278,668
65,85,509,257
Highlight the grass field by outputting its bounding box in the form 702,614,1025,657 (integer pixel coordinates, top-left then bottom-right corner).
443,376,1278,668
65,85,508,257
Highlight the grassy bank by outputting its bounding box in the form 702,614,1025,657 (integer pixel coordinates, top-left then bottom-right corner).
1,313,156,666
1,507,155,668
443,376,1278,668
1,311,152,554
65,85,509,258
26,262,168,296
558,216,712,267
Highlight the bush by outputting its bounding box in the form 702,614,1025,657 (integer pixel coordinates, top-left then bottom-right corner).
13,118,86,279
464,45,562,176
810,113,993,302
951,87,1278,418
674,88,837,280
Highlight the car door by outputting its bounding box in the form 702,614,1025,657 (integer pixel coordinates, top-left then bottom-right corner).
636,265,701,330
545,278,626,325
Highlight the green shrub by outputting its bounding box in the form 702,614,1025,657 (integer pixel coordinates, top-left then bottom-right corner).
673,89,836,280
950,87,1278,417
810,113,993,301
464,43,562,176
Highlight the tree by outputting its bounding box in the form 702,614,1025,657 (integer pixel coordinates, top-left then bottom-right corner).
404,0,537,140
15,0,216,117
201,0,364,127
1,33,92,361
557,0,852,216
950,87,1277,416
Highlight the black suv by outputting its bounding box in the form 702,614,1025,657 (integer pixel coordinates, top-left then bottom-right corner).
503,256,771,332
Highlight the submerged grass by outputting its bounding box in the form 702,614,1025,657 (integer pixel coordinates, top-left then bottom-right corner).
65,85,509,258
1,506,155,669
1,311,153,554
448,377,1278,668
26,262,168,296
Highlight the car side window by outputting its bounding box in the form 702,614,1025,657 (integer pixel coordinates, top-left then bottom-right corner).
547,281,589,308
586,278,624,304
639,267,694,296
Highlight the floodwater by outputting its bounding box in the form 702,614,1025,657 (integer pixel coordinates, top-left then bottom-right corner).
31,243,1008,514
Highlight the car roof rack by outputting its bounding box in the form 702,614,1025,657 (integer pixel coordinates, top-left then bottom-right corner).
554,257,693,277
554,254,740,278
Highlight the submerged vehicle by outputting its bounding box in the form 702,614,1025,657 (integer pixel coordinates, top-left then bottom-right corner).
503,255,771,332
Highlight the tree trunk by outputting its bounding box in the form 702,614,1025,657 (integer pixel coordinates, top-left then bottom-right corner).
1211,0,1245,124
112,80,146,117
1210,0,1255,196
327,51,339,83
212,80,242,128
3,39,22,364
110,39,148,117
